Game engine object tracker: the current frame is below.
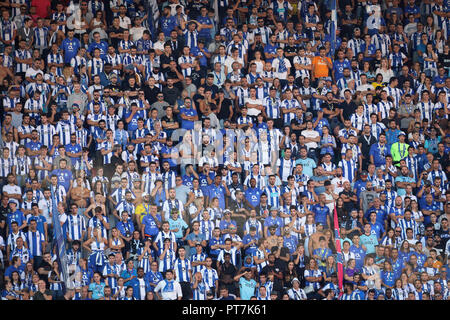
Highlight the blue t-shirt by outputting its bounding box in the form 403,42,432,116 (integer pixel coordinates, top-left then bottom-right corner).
60,37,81,63
353,180,367,199
65,143,82,165
312,204,330,226
25,141,42,158
7,210,26,231
239,277,257,300
87,41,109,59
191,46,209,66
364,207,387,225
242,234,259,256
168,217,188,239
208,184,226,209
245,187,262,207
264,43,278,63
88,282,106,300
179,107,197,130
360,234,378,254
295,157,316,177
369,222,384,240
185,232,206,256
264,216,283,236
142,214,161,237
350,245,366,270
125,111,142,132
50,169,73,192
333,59,351,81
160,15,177,37
196,16,213,39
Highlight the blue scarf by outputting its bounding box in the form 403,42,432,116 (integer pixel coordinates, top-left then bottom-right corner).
163,279,174,292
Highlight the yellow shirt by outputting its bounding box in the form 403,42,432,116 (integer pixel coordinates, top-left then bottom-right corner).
135,203,152,223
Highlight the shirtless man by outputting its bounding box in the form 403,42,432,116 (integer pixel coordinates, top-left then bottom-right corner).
1,113,18,142
70,176,91,210
131,178,143,206
266,225,283,251
0,54,14,83
308,222,326,257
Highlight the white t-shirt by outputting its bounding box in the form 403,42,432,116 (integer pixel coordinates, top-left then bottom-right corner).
272,57,291,80
224,56,244,73
3,185,21,206
301,129,319,150
25,67,44,80
244,97,263,116
154,279,183,300
330,177,349,194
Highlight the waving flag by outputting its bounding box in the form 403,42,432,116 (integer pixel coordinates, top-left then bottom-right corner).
330,0,337,55
333,206,343,297
51,189,69,290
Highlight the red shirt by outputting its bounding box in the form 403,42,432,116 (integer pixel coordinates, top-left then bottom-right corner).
31,0,51,19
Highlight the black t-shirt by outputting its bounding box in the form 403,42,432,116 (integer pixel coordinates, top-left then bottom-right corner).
371,58,382,73
340,100,357,120
358,134,377,158
438,52,450,71
38,261,52,283
159,53,175,73
339,190,357,212
248,44,264,62
290,117,304,138
162,86,181,106
438,227,450,246
187,1,203,19
165,40,182,60
161,115,178,128
260,262,284,291
143,85,161,105
284,45,298,67
216,97,232,121
0,204,9,239
191,67,207,88
106,83,122,97
204,84,219,98
107,26,125,48
321,101,341,118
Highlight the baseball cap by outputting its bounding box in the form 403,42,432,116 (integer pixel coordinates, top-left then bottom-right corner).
111,176,121,184
361,170,368,176
142,192,150,197
291,278,300,284
398,131,406,136
305,112,313,117
270,206,278,211
270,86,277,91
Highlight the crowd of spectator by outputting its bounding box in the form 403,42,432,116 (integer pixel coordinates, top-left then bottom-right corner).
0,0,449,301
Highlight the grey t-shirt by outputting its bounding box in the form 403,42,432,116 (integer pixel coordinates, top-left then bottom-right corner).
175,185,191,204
11,112,23,128
360,190,379,214
151,101,170,119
